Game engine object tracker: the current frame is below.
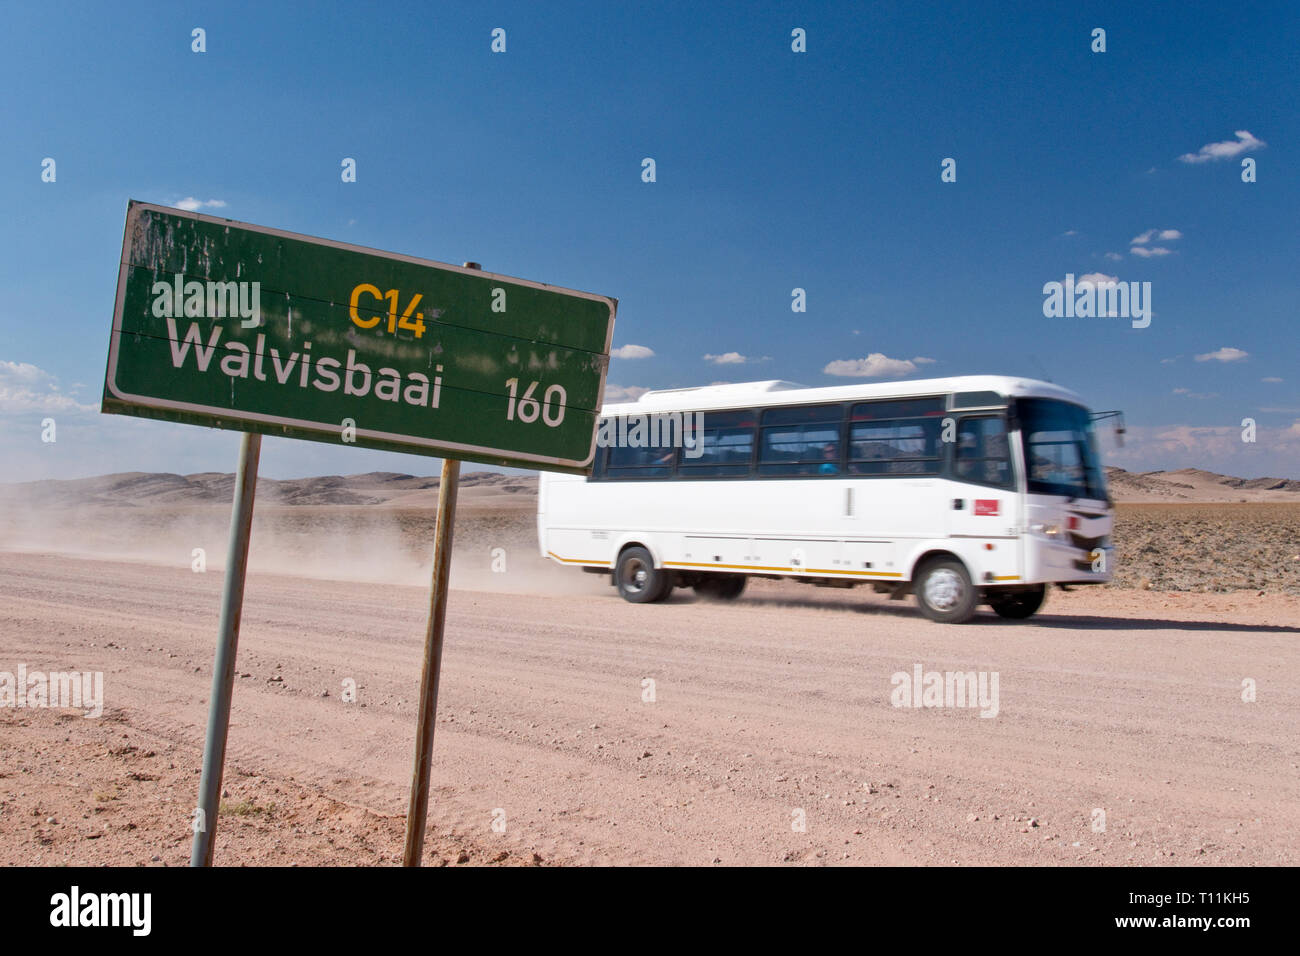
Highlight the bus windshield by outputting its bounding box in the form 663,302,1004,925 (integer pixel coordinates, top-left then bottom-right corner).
1017,398,1108,500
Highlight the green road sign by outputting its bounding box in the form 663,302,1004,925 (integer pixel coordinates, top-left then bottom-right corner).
103,201,617,473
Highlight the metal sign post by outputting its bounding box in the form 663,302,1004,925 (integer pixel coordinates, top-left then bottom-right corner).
401,456,460,865
190,431,262,866
402,262,475,867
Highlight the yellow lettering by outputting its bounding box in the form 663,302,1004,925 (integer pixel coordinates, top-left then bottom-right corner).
349,283,383,329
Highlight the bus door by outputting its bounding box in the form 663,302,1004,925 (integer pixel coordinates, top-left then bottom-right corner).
946,414,1021,581
841,401,948,580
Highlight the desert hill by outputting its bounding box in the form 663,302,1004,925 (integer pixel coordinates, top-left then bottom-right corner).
0,470,538,510
2,466,1298,509
1102,467,1300,502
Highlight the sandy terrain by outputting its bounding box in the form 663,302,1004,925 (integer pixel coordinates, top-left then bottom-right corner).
1,467,1298,866
2,548,1297,867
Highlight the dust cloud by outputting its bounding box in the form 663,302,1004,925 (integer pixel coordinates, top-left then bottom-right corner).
0,488,605,598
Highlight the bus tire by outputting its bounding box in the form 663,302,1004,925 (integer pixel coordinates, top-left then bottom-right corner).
615,546,674,604
987,585,1046,620
694,574,747,600
914,558,977,624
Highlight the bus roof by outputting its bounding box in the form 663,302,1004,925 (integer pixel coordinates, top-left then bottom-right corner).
601,375,1086,415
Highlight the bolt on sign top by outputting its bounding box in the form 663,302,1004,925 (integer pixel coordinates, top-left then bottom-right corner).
102,201,617,473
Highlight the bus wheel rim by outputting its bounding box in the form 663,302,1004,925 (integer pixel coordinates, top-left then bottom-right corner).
924,568,963,611
624,559,648,592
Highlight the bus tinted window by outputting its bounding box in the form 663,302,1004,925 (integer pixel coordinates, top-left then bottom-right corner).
954,416,1012,487
590,442,608,480
1017,399,1106,499
679,409,755,477
849,420,942,474
850,397,945,420
952,391,1004,409
606,443,675,479
759,404,843,476
848,401,942,474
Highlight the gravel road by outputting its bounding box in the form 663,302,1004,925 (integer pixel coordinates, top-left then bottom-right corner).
2,551,1297,866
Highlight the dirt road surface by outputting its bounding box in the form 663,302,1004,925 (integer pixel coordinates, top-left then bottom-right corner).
2,550,1297,866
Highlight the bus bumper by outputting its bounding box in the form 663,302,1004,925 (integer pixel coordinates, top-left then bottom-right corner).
1027,540,1114,584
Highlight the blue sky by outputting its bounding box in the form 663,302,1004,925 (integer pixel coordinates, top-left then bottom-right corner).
2,0,1296,481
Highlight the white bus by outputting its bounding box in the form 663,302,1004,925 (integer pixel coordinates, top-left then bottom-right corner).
537,376,1115,623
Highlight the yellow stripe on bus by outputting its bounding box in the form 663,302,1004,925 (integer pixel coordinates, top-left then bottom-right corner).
547,551,611,566
665,560,902,578
549,552,1011,582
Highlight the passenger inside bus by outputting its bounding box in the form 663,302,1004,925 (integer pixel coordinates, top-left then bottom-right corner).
818,442,840,474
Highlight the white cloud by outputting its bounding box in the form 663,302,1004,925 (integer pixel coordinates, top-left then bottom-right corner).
824,353,924,378
1178,130,1266,164
602,384,648,403
1103,421,1300,475
1172,388,1218,399
1079,272,1119,286
0,360,55,386
1262,377,1283,383
0,361,97,415
703,352,747,365
1128,227,1180,257
912,356,936,365
174,198,228,212
1104,252,1123,261
1130,228,1180,254
610,344,654,360
1195,347,1248,363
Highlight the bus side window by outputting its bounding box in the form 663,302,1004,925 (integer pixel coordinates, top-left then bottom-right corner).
678,410,756,477
590,442,609,481
954,416,1012,487
847,400,944,476
758,404,844,477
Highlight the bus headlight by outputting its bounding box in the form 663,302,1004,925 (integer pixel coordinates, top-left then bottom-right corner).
1030,522,1062,538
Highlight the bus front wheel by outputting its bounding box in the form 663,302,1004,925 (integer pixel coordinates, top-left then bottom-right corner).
914,558,977,624
615,547,675,604
987,585,1046,620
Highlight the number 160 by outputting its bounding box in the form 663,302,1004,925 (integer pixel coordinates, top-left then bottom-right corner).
505,379,565,427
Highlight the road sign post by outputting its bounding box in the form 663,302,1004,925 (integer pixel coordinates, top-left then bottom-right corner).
103,203,615,865
402,262,475,867
402,455,460,865
190,431,261,866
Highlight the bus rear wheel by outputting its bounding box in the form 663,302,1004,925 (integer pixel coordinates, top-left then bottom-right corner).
987,585,1046,620
694,574,747,600
914,558,977,624
615,547,675,603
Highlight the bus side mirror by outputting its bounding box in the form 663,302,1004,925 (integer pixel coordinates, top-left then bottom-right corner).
1090,410,1125,448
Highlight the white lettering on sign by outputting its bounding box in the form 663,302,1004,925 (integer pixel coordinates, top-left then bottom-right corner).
165,319,437,408
505,378,566,427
